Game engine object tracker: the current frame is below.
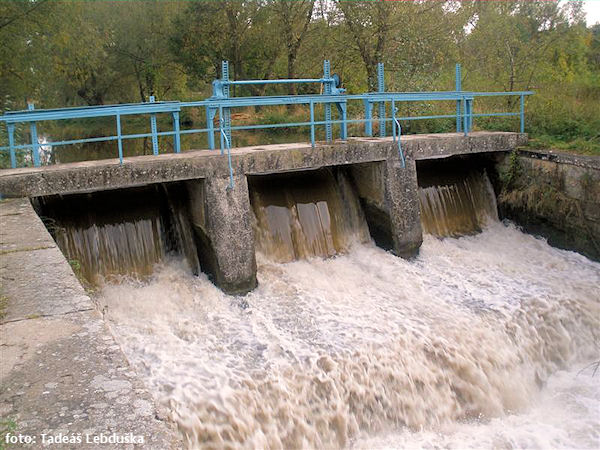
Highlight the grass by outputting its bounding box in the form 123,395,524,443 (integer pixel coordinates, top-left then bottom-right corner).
0,294,8,320
523,134,600,156
0,417,17,449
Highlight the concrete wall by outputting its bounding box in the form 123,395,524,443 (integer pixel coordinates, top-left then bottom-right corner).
0,198,178,447
0,132,525,294
496,150,600,261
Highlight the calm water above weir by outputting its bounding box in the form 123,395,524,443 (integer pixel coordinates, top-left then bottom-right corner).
37,170,599,448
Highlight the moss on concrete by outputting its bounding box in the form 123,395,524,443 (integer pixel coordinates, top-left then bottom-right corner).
497,151,600,261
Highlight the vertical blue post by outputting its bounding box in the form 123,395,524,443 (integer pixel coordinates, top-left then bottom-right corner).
28,103,40,167
219,106,224,155
221,61,231,146
468,99,473,131
7,123,16,169
338,102,347,140
364,99,373,136
377,62,385,137
520,94,525,133
391,100,396,142
323,60,332,142
462,98,468,136
309,101,315,148
455,63,462,133
206,107,215,150
116,113,123,164
149,95,159,155
172,111,181,153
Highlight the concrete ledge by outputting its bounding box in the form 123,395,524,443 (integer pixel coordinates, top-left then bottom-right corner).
0,198,178,448
517,149,600,170
0,132,524,198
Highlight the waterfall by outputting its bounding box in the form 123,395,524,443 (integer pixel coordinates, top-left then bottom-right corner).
419,169,499,237
35,184,199,284
249,169,370,262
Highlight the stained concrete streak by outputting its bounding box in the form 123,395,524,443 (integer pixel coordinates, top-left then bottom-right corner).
0,198,179,449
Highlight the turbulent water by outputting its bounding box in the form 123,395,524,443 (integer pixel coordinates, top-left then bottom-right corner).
96,223,600,449
39,168,598,448
35,184,199,284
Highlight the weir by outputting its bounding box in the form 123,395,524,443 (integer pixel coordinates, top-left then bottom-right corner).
1,132,525,293
2,137,599,448
1,54,598,450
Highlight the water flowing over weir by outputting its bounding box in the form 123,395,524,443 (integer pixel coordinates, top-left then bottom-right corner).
37,167,600,448
418,169,499,237
33,184,200,284
249,169,370,262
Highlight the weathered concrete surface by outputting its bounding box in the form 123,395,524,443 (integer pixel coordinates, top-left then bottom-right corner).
0,198,179,448
349,160,422,258
0,132,525,198
384,159,423,258
186,177,257,295
496,149,600,261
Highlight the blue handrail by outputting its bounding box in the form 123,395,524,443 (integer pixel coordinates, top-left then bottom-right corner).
0,62,533,184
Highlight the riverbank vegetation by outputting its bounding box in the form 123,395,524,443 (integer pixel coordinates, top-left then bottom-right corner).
0,0,598,157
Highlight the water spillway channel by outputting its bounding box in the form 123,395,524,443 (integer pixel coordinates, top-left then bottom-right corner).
35,167,599,449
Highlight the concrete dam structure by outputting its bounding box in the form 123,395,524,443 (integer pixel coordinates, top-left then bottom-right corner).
1,132,523,295
1,55,598,446
1,130,599,448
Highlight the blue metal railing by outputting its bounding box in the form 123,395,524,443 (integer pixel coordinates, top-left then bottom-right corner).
0,62,533,177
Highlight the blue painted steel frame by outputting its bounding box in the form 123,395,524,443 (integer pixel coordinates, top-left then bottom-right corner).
1,61,533,176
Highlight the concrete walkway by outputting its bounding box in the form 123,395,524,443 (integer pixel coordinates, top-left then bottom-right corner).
0,198,179,448
0,132,526,198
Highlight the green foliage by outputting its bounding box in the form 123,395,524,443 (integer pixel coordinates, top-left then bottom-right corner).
255,107,310,134
499,150,522,190
0,417,17,449
0,0,598,156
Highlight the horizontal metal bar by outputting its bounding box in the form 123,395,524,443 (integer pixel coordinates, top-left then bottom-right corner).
471,112,520,117
1,91,532,123
0,110,523,153
1,103,181,123
224,78,327,86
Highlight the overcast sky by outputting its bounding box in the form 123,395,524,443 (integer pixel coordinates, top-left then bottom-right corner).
584,0,600,25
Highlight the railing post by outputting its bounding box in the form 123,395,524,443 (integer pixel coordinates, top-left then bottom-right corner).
378,62,386,137
520,94,525,133
364,99,373,136
27,103,40,167
391,100,396,142
206,106,216,150
323,60,332,142
462,97,468,136
172,111,181,153
221,61,232,147
455,63,462,133
337,102,347,140
149,95,159,155
7,123,16,169
116,113,123,164
219,106,224,155
309,101,315,148
468,99,473,131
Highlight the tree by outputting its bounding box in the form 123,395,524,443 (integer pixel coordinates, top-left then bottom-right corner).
273,0,315,94
171,0,281,95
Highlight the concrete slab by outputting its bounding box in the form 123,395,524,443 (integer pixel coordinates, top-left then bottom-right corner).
0,198,179,448
0,132,526,198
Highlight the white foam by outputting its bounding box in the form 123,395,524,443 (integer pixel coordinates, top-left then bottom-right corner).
97,223,600,449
